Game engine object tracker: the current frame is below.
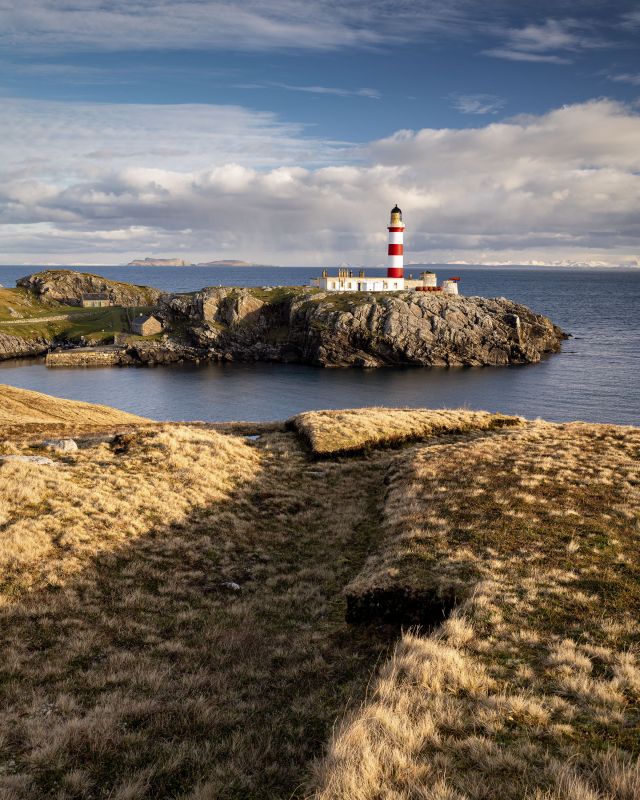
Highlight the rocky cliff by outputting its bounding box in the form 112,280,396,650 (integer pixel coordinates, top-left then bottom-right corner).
0,278,565,367
159,288,565,367
17,270,165,307
0,332,50,361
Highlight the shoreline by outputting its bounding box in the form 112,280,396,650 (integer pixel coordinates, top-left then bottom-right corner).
1,357,638,428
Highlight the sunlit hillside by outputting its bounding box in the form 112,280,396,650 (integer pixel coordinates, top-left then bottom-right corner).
0,384,149,428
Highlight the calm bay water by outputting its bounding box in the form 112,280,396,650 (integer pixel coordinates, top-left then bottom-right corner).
0,265,638,425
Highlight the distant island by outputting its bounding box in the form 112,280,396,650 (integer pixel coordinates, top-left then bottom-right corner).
126,257,253,267
127,257,191,267
196,259,253,267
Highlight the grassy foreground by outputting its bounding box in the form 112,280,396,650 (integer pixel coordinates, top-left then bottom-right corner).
0,388,638,799
316,421,640,799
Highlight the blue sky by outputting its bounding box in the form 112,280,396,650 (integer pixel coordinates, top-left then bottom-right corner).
1,1,639,265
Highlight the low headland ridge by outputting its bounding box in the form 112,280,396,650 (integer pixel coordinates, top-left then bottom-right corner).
126,257,254,267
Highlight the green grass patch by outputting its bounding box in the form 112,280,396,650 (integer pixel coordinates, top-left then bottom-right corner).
0,287,70,321
1,304,162,343
249,286,311,304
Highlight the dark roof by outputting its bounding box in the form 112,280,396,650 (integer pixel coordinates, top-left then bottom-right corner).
391,204,402,214
82,292,110,300
133,314,159,325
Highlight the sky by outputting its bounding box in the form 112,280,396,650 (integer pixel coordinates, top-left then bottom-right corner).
1,0,639,266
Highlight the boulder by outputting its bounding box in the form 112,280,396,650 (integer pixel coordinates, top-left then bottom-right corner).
165,287,265,327
43,438,78,452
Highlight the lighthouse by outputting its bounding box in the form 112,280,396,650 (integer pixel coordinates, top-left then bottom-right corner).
387,204,404,279
313,203,463,293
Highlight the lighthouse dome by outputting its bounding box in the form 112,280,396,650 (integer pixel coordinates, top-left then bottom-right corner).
391,204,402,215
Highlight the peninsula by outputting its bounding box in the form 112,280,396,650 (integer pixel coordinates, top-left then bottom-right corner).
0,270,565,366
0,386,638,799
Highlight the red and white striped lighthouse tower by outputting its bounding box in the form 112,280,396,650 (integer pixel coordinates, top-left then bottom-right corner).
387,204,404,279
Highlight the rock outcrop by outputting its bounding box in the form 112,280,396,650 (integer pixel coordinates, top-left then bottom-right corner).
43,438,79,452
159,288,565,367
17,270,165,307
0,332,50,361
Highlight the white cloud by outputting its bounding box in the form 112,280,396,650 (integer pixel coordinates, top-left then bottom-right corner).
0,0,475,53
483,18,605,65
0,97,350,181
1,98,639,266
481,49,571,64
505,19,582,52
451,93,505,114
620,9,640,28
608,72,640,86
9,1,619,57
239,82,381,99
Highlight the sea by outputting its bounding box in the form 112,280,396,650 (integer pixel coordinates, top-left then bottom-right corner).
0,265,638,426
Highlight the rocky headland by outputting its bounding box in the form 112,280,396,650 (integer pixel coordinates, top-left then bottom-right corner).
0,332,51,361
1,271,565,366
152,286,565,368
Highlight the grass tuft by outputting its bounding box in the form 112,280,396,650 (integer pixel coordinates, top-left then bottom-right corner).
290,406,524,456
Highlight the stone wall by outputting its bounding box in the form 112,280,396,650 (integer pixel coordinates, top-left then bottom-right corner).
46,349,123,367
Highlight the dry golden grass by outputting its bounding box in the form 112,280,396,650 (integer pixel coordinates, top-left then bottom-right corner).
0,425,261,595
2,395,639,800
313,421,640,800
291,407,523,455
0,384,149,428
0,397,396,799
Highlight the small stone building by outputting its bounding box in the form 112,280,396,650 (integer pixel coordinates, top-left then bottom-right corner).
81,292,111,308
131,314,162,336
